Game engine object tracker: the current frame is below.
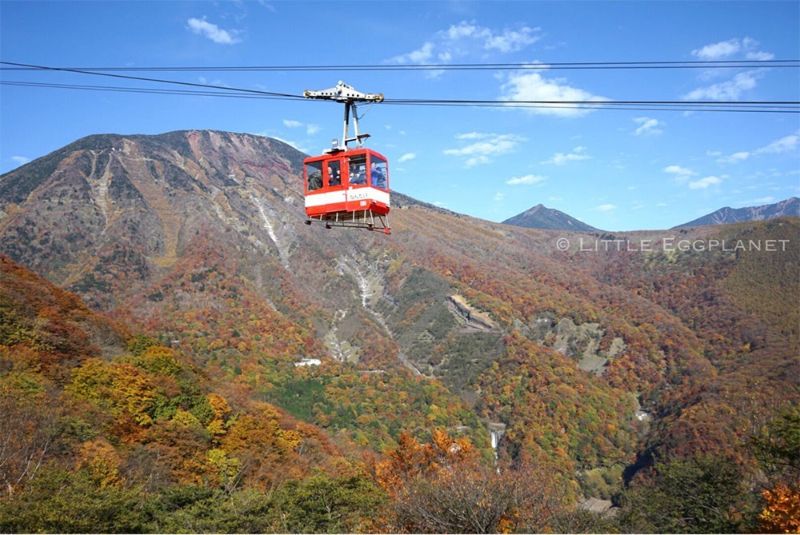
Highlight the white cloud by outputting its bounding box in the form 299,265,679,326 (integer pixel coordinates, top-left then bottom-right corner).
456,132,490,140
466,155,490,167
398,152,416,162
633,116,663,136
595,203,616,212
692,38,742,60
717,131,799,163
444,132,523,167
484,27,540,53
692,37,773,61
272,136,308,153
506,174,547,185
718,151,751,164
756,132,799,154
283,119,320,136
688,176,722,189
500,72,607,117
392,41,434,64
684,70,760,100
187,17,240,45
663,165,696,181
746,51,775,61
494,192,505,202
543,146,589,165
10,155,30,165
390,21,540,66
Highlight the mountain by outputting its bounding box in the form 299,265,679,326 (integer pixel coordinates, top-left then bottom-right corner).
1,130,798,531
502,203,600,232
673,196,800,228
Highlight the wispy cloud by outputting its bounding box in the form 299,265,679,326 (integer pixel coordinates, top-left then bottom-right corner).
542,146,589,165
187,17,240,45
505,174,546,186
595,203,616,212
717,151,751,164
633,117,663,136
283,119,320,136
494,192,505,202
757,131,799,154
692,38,742,60
393,42,435,64
717,130,799,163
663,165,696,181
688,176,722,189
684,70,761,101
691,37,773,61
398,152,416,162
390,21,541,66
686,37,773,100
272,136,308,153
10,155,30,166
500,71,607,117
443,132,523,167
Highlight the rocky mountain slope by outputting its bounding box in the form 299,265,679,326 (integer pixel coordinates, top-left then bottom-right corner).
673,196,800,228
502,203,600,232
1,130,798,503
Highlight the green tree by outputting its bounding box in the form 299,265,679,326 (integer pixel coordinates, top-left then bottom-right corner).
0,468,148,533
751,405,800,481
616,456,754,533
269,473,385,533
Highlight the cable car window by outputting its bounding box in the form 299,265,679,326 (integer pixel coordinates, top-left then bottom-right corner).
371,156,388,189
327,160,341,186
306,161,323,191
349,155,367,185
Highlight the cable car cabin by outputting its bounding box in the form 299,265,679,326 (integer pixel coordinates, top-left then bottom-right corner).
303,148,391,234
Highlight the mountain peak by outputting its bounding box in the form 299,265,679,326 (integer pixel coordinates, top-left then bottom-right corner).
503,203,599,232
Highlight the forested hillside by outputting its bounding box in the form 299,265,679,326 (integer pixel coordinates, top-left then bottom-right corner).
0,130,797,532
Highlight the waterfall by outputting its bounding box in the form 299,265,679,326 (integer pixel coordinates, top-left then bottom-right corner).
487,423,506,472
490,430,501,462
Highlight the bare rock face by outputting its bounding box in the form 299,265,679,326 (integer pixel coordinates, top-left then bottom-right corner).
526,314,626,374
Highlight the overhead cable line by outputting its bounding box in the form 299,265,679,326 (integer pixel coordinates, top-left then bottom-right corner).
3,80,798,114
0,60,305,99
2,59,799,72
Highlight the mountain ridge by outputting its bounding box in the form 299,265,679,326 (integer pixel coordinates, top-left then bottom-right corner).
673,196,800,229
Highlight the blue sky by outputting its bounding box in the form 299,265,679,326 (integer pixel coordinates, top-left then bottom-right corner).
1,0,798,230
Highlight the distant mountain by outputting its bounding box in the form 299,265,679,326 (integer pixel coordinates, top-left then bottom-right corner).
502,203,599,232
673,197,800,229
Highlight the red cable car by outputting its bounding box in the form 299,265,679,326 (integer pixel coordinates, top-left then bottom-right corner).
302,82,391,234
303,148,390,233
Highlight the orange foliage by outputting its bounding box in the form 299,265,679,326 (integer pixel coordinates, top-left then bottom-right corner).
760,484,800,533
76,438,122,488
374,429,477,496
